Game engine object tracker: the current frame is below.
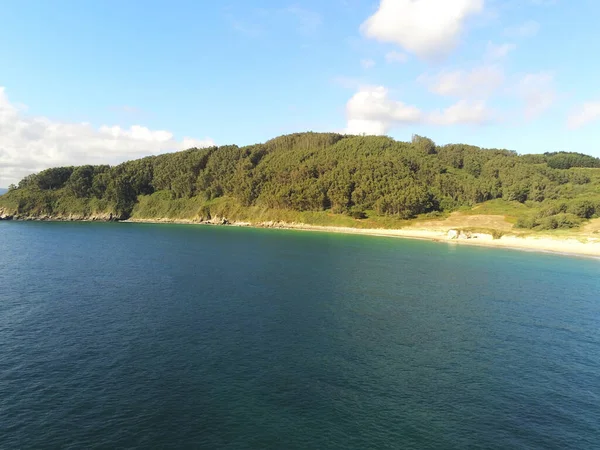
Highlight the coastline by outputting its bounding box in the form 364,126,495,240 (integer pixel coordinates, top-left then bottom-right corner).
123,217,600,259
3,208,599,258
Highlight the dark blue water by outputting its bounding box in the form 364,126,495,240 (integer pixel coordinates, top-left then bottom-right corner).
1,221,599,449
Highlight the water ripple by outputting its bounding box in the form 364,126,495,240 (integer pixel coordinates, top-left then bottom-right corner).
1,222,599,449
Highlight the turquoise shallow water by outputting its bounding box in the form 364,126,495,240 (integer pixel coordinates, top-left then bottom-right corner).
1,221,599,449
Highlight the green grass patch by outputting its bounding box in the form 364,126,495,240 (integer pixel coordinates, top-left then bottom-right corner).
463,199,530,218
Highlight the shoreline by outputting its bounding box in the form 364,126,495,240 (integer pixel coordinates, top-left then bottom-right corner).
123,217,600,259
3,213,599,258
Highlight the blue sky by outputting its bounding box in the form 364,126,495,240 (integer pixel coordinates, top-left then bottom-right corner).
1,0,599,186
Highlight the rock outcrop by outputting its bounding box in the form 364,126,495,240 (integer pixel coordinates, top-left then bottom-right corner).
0,209,118,222
447,229,494,241
0,207,15,220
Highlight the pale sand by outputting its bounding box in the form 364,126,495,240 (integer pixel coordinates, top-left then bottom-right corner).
125,218,600,259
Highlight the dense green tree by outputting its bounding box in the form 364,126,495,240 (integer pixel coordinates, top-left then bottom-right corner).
67,165,96,198
3,132,600,226
411,134,436,155
546,152,600,169
105,175,137,218
567,200,596,219
36,167,74,190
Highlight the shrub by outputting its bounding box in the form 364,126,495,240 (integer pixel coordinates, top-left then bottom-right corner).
570,172,591,185
423,211,444,219
539,202,567,217
567,200,596,219
349,210,367,219
536,213,582,230
515,216,536,229
517,211,584,230
491,230,504,240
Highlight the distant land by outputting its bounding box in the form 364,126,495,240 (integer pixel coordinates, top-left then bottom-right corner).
0,188,7,195
1,132,600,256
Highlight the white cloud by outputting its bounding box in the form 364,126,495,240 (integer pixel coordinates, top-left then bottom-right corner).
361,58,376,69
385,51,408,63
485,41,516,60
0,87,214,187
180,137,216,149
504,20,540,38
345,119,389,136
418,65,504,98
567,101,600,129
360,0,484,59
429,100,493,125
344,86,495,134
517,72,556,119
345,86,422,135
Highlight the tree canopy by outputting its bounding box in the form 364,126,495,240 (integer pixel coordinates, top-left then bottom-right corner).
3,132,600,229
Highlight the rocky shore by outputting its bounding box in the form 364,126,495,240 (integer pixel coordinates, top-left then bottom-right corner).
0,208,117,222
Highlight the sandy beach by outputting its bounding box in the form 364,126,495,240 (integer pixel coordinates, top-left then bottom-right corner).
124,218,600,259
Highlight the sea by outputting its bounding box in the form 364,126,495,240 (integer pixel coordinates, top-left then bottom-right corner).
1,221,599,449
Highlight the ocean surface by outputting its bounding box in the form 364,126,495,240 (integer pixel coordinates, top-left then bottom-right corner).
1,221,599,449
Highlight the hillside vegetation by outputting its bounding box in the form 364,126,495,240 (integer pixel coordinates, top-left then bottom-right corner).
1,133,600,232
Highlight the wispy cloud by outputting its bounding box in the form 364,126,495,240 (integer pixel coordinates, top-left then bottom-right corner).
530,0,557,5
567,101,600,129
418,66,505,99
286,6,322,36
227,16,264,37
385,51,408,64
517,72,557,119
485,41,516,60
360,59,376,69
504,20,540,38
429,100,493,125
227,6,322,38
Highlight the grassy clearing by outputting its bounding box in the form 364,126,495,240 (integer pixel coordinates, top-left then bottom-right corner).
460,199,530,223
132,192,207,220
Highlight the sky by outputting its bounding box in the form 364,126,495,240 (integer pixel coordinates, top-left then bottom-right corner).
1,0,600,187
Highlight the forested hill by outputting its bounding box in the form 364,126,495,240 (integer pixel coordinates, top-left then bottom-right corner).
2,132,600,230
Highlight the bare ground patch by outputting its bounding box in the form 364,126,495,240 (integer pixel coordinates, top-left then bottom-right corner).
581,218,600,234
